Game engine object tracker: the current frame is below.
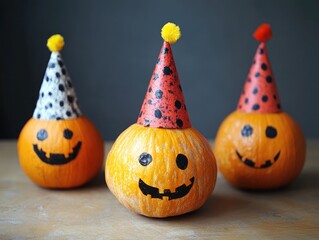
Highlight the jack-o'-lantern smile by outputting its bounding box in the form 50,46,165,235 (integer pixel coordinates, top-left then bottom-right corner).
139,177,195,200
137,152,195,200
236,124,280,169
33,128,82,165
236,150,280,169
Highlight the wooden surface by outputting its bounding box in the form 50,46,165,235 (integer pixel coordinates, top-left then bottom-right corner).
0,140,318,239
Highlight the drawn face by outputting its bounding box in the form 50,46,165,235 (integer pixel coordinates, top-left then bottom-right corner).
33,128,82,165
138,152,194,200
214,111,306,189
105,124,217,217
236,124,280,169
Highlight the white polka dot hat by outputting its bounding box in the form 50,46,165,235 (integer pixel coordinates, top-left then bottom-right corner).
33,34,82,120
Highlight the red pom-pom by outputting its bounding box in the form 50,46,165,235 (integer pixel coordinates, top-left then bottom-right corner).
253,23,272,42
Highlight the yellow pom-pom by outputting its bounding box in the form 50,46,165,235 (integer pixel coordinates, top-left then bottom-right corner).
47,34,65,52
161,22,181,44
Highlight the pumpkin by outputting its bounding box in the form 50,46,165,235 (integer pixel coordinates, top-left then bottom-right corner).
105,123,216,217
214,24,306,189
18,116,104,188
17,34,104,188
105,23,217,217
214,111,305,189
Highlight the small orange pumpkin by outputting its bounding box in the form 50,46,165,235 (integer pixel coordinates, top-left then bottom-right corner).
105,23,217,217
214,112,305,189
17,34,104,188
18,117,104,188
106,124,216,217
214,24,306,189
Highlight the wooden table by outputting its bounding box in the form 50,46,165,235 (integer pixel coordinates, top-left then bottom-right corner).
1,140,318,239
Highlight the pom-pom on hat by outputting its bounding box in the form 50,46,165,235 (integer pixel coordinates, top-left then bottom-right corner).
33,34,82,120
137,22,191,129
237,23,282,113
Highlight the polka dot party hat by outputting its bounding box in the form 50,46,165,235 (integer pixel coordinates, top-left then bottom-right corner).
33,34,81,120
237,23,282,113
137,22,191,129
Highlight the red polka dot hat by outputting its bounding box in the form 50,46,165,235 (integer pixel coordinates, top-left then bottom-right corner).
33,34,81,120
237,23,282,113
137,23,191,129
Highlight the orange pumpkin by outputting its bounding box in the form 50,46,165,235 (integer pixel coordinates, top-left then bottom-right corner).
105,23,217,217
18,116,104,188
17,34,104,188
105,124,216,217
214,24,306,189
214,111,305,189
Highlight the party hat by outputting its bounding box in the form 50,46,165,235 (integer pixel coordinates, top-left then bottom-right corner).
137,22,191,129
237,23,282,113
33,34,82,120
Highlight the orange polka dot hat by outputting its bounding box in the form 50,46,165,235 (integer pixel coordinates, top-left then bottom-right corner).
237,23,282,113
137,23,191,129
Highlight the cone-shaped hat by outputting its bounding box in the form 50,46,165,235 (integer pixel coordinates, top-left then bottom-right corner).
137,23,191,129
33,34,81,120
237,24,282,113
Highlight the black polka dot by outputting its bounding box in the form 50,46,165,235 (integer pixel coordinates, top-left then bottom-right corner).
153,73,159,80
163,48,169,54
273,94,277,100
175,100,182,109
261,63,268,71
59,101,64,107
48,92,52,96
49,103,53,108
163,66,173,75
266,126,277,138
41,92,44,97
155,90,163,99
154,109,162,119
255,72,260,77
67,81,72,88
277,103,281,109
262,95,268,102
37,114,41,119
56,72,60,78
46,76,49,82
67,95,74,103
147,99,152,105
244,98,249,104
48,63,55,68
252,104,260,110
66,111,72,117
253,88,258,94
58,84,65,91
56,117,62,120
259,48,264,54
148,87,152,92
58,60,64,67
266,76,272,83
62,68,66,75
176,119,183,128
157,58,160,64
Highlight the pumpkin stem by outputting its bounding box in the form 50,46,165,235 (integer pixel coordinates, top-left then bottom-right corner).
161,22,181,44
47,34,65,52
253,23,272,42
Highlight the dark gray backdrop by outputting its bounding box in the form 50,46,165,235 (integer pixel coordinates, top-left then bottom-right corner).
1,0,318,140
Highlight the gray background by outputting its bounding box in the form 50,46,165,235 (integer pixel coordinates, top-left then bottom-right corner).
1,0,318,140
